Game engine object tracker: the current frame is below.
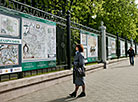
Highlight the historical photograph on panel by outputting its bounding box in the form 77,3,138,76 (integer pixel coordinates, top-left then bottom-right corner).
81,33,87,45
0,44,19,66
87,35,98,58
22,18,56,61
0,14,20,37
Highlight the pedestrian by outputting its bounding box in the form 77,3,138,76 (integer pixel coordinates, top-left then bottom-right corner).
69,44,86,97
127,47,135,66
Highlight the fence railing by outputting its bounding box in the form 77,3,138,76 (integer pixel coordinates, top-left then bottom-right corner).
0,0,137,82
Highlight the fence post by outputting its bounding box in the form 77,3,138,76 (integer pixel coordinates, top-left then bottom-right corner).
125,37,128,57
66,10,71,69
100,21,107,69
116,32,120,59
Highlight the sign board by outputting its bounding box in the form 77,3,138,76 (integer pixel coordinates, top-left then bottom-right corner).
120,40,125,57
21,13,56,71
0,6,56,73
108,37,116,58
80,30,98,63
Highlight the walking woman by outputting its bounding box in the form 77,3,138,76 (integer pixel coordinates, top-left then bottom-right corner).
69,44,86,97
127,47,135,66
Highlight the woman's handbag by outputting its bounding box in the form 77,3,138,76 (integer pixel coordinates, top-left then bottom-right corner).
75,67,85,77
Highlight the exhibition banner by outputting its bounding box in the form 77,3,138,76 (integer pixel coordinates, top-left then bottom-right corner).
0,6,56,73
120,40,125,57
0,6,22,74
108,37,116,58
127,43,131,50
80,30,98,63
21,13,56,71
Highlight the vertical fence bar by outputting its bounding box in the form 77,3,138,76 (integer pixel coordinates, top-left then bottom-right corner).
18,72,23,79
116,32,120,59
125,37,128,57
66,10,71,69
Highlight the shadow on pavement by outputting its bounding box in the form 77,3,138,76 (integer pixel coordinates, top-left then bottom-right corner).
110,65,132,69
46,96,78,102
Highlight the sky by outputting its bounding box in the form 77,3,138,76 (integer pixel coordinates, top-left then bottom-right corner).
135,0,138,4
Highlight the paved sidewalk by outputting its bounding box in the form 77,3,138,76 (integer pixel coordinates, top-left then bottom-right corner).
9,57,138,102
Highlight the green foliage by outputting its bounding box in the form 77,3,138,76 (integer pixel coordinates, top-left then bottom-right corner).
16,0,138,42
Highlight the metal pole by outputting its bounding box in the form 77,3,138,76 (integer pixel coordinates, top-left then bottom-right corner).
66,10,71,69
100,21,107,69
116,32,119,59
125,37,128,57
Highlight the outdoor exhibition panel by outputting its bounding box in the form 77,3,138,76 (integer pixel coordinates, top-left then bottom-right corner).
133,43,136,53
0,6,56,73
80,30,98,63
21,13,56,71
0,8,22,75
108,36,116,59
127,42,131,50
120,40,125,57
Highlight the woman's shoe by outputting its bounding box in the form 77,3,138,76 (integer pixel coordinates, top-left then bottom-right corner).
77,92,86,97
69,91,76,97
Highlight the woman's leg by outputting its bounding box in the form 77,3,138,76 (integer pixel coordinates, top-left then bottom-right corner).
82,85,85,93
69,85,79,97
75,85,79,92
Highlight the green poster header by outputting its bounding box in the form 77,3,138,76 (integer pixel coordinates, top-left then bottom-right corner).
80,30,97,37
0,37,21,44
22,60,56,71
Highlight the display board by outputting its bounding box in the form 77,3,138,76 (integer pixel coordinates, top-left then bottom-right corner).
0,37,22,75
0,6,57,73
127,43,131,50
80,30,98,63
0,14,20,38
21,14,56,71
108,37,116,58
120,40,125,57
133,44,135,53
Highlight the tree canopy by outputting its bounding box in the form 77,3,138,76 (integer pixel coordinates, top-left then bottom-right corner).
17,0,138,42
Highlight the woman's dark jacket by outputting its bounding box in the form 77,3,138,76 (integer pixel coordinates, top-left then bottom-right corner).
127,49,135,57
73,52,85,83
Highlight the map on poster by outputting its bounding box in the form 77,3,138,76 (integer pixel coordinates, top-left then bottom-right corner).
120,40,125,57
0,14,20,37
108,37,116,58
0,44,19,66
87,34,98,58
22,18,56,61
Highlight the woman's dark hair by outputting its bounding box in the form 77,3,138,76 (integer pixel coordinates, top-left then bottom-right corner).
76,44,84,52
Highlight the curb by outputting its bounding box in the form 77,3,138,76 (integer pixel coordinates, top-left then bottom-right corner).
0,57,129,102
